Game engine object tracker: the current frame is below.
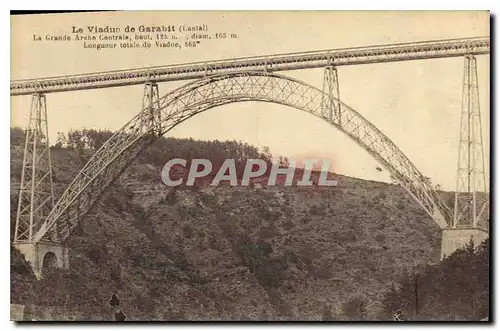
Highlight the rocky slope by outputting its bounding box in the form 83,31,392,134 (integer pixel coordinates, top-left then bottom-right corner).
10,133,444,320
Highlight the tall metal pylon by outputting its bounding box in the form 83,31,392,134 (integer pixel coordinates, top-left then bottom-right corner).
321,65,341,125
453,55,489,228
140,82,161,135
14,93,57,243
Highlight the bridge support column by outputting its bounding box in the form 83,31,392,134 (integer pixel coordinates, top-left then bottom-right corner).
441,227,488,260
140,82,161,135
322,66,341,125
453,55,489,227
14,93,68,279
14,242,69,279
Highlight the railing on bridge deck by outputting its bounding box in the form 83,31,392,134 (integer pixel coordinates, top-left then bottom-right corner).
10,36,489,95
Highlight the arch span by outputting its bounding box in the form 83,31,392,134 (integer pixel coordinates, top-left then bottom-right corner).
34,71,451,242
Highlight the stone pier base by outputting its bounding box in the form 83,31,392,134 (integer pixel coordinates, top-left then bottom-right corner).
441,227,489,259
14,242,69,280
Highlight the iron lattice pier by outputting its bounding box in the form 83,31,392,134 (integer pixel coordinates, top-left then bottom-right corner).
453,56,489,228
14,94,56,242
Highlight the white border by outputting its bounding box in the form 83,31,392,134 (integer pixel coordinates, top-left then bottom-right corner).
4,2,499,330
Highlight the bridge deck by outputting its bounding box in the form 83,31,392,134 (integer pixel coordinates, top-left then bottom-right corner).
10,36,489,95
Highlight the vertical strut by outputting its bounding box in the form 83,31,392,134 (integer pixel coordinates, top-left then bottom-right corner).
14,93,56,243
141,82,161,136
453,55,488,228
322,65,341,125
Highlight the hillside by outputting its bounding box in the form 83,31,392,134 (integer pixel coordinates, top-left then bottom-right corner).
10,128,445,320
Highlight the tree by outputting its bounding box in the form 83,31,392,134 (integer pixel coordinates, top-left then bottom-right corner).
109,293,120,307
382,238,489,320
54,132,67,148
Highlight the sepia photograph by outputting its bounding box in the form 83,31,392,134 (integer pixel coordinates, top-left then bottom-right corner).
10,10,490,321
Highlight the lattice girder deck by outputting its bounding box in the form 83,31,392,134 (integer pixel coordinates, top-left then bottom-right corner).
10,37,489,96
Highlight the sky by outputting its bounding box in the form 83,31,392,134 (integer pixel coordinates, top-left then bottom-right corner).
10,11,490,190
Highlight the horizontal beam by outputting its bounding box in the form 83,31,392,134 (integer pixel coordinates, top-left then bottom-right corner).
11,36,489,96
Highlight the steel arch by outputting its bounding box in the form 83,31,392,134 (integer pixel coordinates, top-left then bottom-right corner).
34,71,451,243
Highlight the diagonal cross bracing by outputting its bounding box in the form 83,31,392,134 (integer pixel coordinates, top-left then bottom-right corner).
14,93,57,243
